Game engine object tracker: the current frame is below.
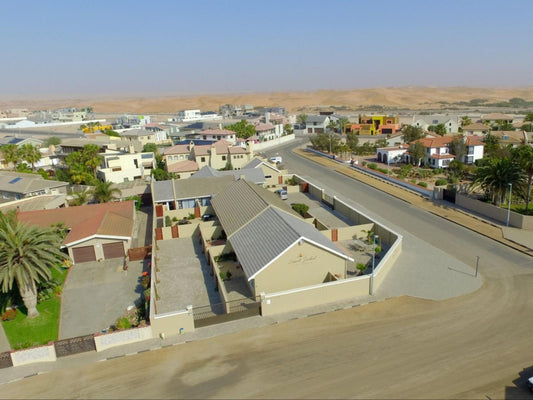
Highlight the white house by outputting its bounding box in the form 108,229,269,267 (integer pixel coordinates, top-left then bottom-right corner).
411,115,460,133
305,115,330,134
97,151,156,183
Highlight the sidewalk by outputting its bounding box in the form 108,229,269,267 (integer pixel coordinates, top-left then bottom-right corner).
0,322,10,353
295,148,533,255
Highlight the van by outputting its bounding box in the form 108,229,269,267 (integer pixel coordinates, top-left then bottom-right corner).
276,189,288,200
269,156,282,164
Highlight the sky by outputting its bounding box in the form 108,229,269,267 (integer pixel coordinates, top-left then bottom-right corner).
1,0,532,98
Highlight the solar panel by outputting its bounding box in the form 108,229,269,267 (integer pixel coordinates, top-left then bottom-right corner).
8,177,22,184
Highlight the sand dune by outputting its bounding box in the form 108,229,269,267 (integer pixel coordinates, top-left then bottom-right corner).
2,87,533,114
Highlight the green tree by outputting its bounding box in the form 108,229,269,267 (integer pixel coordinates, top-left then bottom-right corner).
1,144,19,169
471,157,524,205
448,160,466,179
524,113,533,123
0,211,67,318
402,126,425,143
483,133,501,159
91,181,122,204
142,143,158,154
284,124,293,135
297,114,307,128
450,137,467,162
42,137,62,147
310,132,341,153
69,190,90,206
82,144,102,179
18,144,41,171
375,139,388,149
512,145,533,213
345,131,359,153
327,120,338,133
408,142,426,166
225,120,256,139
338,117,349,134
461,116,472,127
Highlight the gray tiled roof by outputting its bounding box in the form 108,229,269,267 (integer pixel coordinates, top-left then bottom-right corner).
152,180,174,202
211,179,297,237
306,115,328,124
242,158,263,169
230,207,351,280
191,166,265,184
0,171,68,194
120,129,153,137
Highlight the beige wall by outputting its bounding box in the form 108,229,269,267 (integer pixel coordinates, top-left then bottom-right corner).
374,235,402,288
253,241,347,295
261,276,369,316
151,310,195,337
68,237,130,261
260,165,283,187
456,193,533,229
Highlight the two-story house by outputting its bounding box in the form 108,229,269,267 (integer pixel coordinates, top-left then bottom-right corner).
0,171,69,202
97,151,156,183
306,115,330,134
412,136,484,168
411,115,460,133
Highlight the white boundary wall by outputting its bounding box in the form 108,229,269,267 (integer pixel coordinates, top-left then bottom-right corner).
10,343,56,366
94,326,153,352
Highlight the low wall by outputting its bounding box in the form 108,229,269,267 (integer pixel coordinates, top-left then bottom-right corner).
337,224,374,241
10,343,56,366
261,276,369,316
456,193,533,229
94,326,153,352
151,308,195,337
253,134,295,151
373,231,402,288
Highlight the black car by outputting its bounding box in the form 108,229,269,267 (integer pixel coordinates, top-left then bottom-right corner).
202,214,214,221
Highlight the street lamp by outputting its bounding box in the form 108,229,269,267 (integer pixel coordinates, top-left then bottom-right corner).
506,183,512,227
370,234,379,295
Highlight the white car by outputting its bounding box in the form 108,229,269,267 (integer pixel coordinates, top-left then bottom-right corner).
276,189,288,200
269,156,282,164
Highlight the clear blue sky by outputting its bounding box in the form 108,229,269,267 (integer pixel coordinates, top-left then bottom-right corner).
2,0,532,97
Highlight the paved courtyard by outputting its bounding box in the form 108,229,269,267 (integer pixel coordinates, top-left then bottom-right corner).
59,258,146,339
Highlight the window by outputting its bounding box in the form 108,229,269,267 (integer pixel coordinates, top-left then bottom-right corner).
222,156,226,161
134,159,138,168
203,135,207,140
178,199,195,209
265,175,272,179
468,146,474,154
198,197,211,206
201,157,206,162
112,167,122,172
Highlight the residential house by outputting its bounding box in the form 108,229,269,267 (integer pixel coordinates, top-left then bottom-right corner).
306,115,330,134
242,157,285,187
191,165,265,186
196,128,236,143
0,171,68,203
489,131,526,147
411,115,460,133
411,136,484,168
173,110,222,122
254,122,283,141
481,113,514,125
376,145,409,165
97,151,156,183
18,201,135,264
0,194,68,212
166,160,199,179
113,115,151,129
163,140,253,172
210,179,353,296
461,123,491,136
345,115,400,136
119,129,160,152
0,136,43,148
219,104,254,118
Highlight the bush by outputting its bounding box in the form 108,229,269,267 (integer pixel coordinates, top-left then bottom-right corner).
187,213,195,220
292,203,309,217
165,216,172,227
435,179,447,186
116,317,131,330
449,176,459,184
285,177,297,186
417,182,428,188
362,161,367,166
141,275,150,289
377,168,388,174
367,163,377,170
356,263,367,272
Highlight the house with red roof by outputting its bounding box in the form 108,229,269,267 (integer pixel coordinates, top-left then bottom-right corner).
17,201,135,264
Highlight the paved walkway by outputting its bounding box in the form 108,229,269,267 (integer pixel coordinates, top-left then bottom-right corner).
295,149,533,256
0,320,10,352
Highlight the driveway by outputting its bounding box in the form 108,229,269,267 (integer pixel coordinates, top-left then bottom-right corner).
59,258,145,339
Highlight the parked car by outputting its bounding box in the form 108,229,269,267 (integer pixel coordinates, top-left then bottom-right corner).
202,214,214,221
276,189,288,200
177,219,191,225
528,376,533,392
269,156,282,164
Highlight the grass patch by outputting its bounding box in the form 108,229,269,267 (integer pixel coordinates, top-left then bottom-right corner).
2,266,68,349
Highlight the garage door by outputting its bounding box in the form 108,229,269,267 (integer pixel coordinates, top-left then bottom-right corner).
102,242,124,259
72,246,96,264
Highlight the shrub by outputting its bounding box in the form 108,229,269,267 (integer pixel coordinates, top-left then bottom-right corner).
172,217,178,222
356,263,367,272
141,275,150,289
292,203,309,216
187,213,195,220
285,177,297,186
362,161,367,166
417,182,428,188
410,179,417,184
374,246,382,254
449,176,459,184
165,216,172,227
1,308,17,321
377,168,388,174
116,317,131,330
435,179,447,186
367,163,377,170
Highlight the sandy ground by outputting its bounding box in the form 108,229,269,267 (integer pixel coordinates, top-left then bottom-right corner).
2,87,533,114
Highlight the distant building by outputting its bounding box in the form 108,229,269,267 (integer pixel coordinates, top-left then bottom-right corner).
345,115,400,136
172,110,222,123
410,115,459,133
219,104,254,118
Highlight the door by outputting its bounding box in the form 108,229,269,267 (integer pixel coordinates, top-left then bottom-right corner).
102,242,124,259
72,246,96,264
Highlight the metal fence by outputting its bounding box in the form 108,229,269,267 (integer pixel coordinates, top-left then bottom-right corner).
193,297,261,328
54,334,96,358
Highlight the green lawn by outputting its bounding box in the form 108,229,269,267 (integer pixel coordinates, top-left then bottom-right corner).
1,266,68,350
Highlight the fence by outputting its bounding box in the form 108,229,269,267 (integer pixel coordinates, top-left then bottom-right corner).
128,245,152,261
192,297,261,328
54,334,96,358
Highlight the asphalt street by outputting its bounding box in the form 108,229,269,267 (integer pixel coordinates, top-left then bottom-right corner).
1,138,532,399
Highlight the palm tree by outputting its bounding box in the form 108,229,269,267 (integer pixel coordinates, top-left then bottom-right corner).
512,145,533,213
69,190,90,206
461,116,472,127
18,144,41,171
338,117,349,134
82,144,102,179
327,120,338,133
0,212,67,318
91,181,122,203
471,157,524,206
296,114,307,128
1,144,20,169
